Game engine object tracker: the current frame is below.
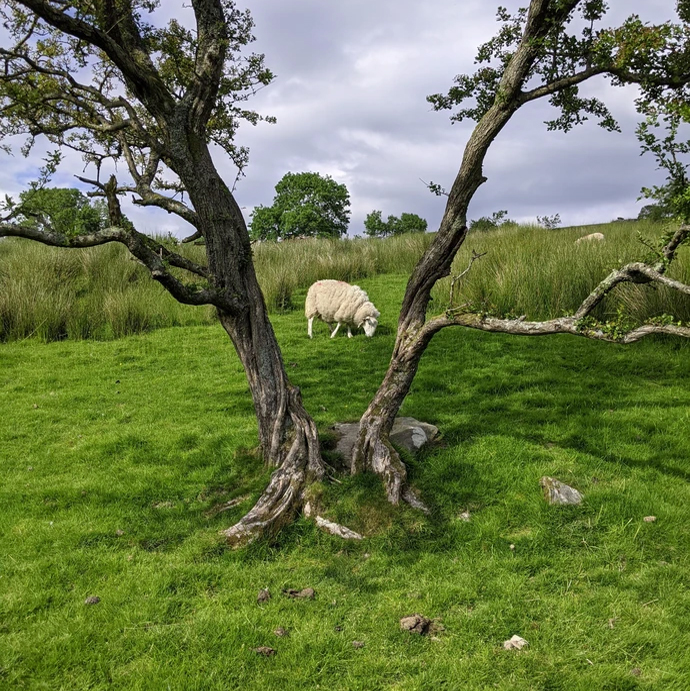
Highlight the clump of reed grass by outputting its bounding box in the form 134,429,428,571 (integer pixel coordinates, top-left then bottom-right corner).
1,221,687,342
433,220,690,323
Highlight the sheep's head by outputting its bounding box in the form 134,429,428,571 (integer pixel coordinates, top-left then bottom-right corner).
362,316,378,337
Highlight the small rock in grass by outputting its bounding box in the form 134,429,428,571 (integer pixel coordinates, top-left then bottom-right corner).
84,596,101,605
400,614,432,635
509,543,515,552
115,529,125,537
352,641,365,649
257,588,271,604
458,511,471,522
643,516,657,523
503,635,528,650
273,627,288,637
540,477,583,505
254,646,276,657
283,587,315,599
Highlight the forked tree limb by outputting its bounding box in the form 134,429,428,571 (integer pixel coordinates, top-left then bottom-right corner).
427,226,690,344
74,175,209,279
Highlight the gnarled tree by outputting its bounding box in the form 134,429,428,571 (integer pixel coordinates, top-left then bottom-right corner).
0,0,323,545
2,0,690,544
351,0,690,506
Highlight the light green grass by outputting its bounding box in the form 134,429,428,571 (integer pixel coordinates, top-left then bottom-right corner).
1,275,689,689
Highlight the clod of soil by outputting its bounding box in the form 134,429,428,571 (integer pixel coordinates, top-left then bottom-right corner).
643,516,657,523
273,628,288,637
254,647,276,657
400,614,432,635
257,588,271,604
283,587,315,599
352,641,365,649
84,596,100,605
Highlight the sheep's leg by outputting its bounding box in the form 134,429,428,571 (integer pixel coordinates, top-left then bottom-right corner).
307,316,314,339
347,327,353,338
330,322,341,338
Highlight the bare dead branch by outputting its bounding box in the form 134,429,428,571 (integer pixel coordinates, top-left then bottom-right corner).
424,224,690,346
182,230,203,244
449,249,487,307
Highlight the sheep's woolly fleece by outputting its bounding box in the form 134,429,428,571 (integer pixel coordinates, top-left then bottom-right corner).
305,280,380,329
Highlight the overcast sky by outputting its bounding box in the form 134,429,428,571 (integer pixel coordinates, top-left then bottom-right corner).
0,0,682,237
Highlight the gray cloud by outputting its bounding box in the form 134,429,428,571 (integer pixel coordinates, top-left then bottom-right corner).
0,0,681,237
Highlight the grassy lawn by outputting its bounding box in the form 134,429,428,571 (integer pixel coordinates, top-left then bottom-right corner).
1,274,689,690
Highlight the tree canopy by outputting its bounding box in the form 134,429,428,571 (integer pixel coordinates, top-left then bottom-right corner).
11,187,113,238
249,172,350,241
363,211,427,238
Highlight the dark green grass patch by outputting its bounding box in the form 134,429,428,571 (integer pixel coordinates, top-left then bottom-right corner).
1,275,689,689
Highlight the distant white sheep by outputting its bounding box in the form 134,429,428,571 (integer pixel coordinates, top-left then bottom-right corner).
575,232,605,244
305,280,380,339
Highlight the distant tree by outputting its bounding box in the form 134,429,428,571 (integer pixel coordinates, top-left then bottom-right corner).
14,187,128,237
469,209,515,232
363,210,389,237
250,172,350,241
398,213,428,234
537,213,561,230
364,210,427,237
638,204,675,222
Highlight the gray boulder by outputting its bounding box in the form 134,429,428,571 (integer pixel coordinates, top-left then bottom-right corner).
540,476,583,505
333,417,438,464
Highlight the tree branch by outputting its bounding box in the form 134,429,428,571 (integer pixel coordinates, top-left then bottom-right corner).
0,223,227,309
427,224,690,345
519,65,608,104
187,0,227,132
15,0,176,119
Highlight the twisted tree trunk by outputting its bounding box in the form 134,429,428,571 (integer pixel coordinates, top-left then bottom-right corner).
165,136,326,545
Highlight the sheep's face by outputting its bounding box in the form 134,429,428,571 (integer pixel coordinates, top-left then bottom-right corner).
362,316,378,337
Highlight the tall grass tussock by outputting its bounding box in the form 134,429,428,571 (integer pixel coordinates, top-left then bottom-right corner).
0,220,688,341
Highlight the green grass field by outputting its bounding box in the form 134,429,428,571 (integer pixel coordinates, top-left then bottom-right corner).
2,220,688,342
1,273,689,690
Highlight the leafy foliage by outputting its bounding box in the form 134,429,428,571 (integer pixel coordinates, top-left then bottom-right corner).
14,187,113,238
537,213,562,230
427,2,690,134
469,209,516,232
249,172,351,241
637,100,690,223
0,1,274,193
363,210,427,237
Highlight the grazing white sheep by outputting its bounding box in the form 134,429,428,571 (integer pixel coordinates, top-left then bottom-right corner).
575,232,605,244
305,280,380,339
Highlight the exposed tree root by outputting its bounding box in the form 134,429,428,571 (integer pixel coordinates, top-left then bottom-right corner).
222,388,324,547
352,422,429,513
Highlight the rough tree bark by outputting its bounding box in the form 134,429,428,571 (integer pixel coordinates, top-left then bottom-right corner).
351,0,690,504
0,0,325,546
